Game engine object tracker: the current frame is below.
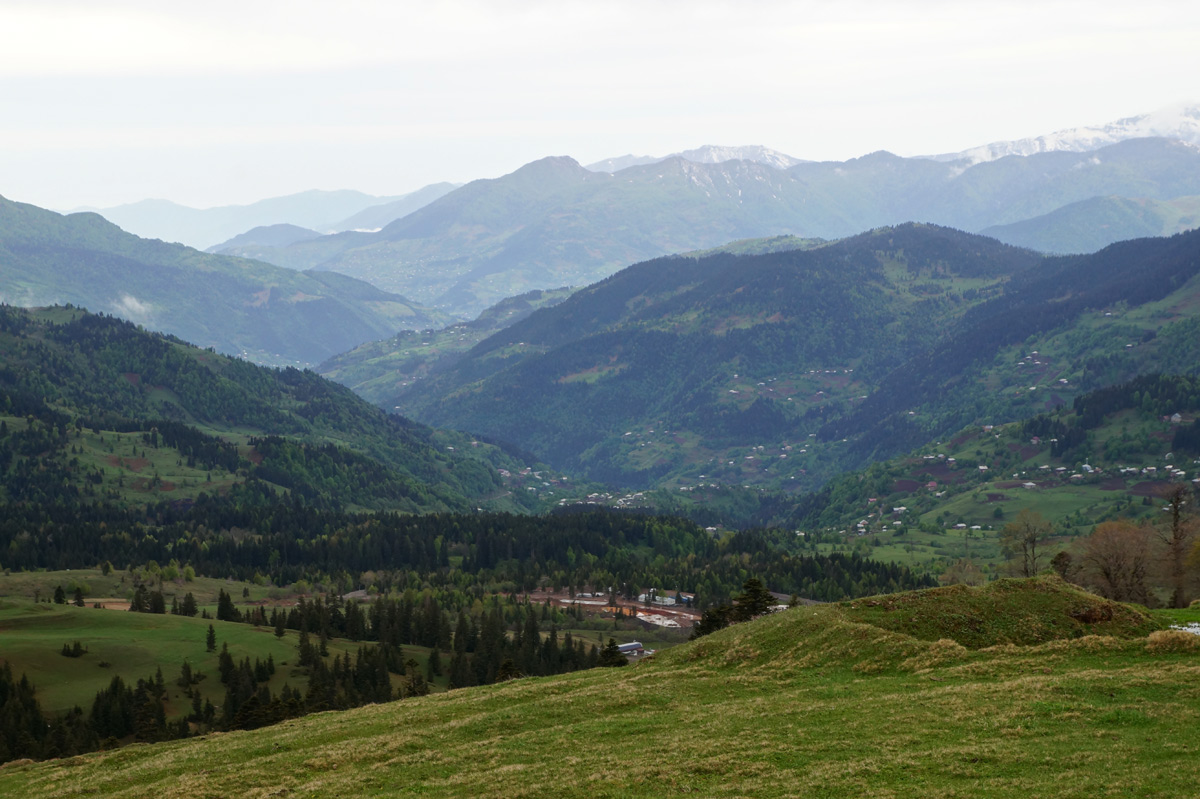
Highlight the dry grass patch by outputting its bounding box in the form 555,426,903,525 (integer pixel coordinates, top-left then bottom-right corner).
1145,629,1200,653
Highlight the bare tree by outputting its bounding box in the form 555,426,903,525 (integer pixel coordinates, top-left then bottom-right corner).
1000,509,1052,577
940,558,986,586
1079,520,1154,604
1156,483,1198,608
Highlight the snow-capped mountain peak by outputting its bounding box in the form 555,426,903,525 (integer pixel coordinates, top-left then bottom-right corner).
584,144,802,172
926,102,1200,164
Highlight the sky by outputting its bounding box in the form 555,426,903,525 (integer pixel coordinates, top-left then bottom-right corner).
1,0,1198,210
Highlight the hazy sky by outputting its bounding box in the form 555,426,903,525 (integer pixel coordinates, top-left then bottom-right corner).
2,0,1198,210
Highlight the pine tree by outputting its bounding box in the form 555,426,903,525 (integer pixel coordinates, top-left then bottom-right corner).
598,638,628,667
730,577,774,622
216,590,239,622
205,624,216,653
426,647,442,681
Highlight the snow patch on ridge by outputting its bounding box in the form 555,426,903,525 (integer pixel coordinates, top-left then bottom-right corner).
925,102,1200,165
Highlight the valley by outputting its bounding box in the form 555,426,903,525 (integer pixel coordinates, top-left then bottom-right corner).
3,82,1200,798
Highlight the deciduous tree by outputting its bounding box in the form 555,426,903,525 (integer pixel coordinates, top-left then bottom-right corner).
1001,509,1052,577
1155,483,1198,607
1079,520,1153,604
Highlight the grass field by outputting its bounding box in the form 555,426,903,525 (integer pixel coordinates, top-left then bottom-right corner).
0,568,289,608
3,578,1197,798
0,600,438,717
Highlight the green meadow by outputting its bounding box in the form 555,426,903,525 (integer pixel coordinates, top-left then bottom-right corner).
0,600,439,717
3,577,1197,798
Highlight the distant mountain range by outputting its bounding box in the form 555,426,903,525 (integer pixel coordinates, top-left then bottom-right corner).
586,104,1200,169
72,104,1200,319
980,194,1200,254
926,102,1200,163
584,144,805,172
232,137,1200,317
80,184,458,250
0,195,449,366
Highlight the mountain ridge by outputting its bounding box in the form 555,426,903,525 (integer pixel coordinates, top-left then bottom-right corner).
0,194,450,366
925,101,1200,164
240,138,1200,317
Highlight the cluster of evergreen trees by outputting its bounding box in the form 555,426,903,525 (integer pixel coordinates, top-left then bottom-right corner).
0,494,933,612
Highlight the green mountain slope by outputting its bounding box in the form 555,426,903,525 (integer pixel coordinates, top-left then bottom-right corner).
319,287,575,406
775,374,1200,577
241,138,1200,317
5,578,1193,799
0,305,542,514
0,195,450,366
324,226,1200,523
825,228,1200,463
367,224,1040,489
982,194,1200,253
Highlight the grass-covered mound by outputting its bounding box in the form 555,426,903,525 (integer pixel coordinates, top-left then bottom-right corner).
839,576,1160,649
3,579,1197,798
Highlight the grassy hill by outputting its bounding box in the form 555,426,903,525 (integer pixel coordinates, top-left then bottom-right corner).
3,578,1195,798
0,195,449,366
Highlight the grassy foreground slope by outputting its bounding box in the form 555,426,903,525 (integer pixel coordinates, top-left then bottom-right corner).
5,578,1198,798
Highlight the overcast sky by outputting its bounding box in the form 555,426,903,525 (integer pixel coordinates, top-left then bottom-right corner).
2,0,1198,210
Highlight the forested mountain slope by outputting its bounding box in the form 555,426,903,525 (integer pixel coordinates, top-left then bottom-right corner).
319,286,576,405
0,306,537,513
340,225,1200,505
828,227,1200,461
0,195,449,366
368,225,1040,488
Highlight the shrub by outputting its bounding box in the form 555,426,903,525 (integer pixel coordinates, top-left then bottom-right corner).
1145,629,1200,654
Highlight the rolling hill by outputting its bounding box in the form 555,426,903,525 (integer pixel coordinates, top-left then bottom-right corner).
0,195,450,366
3,578,1194,798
